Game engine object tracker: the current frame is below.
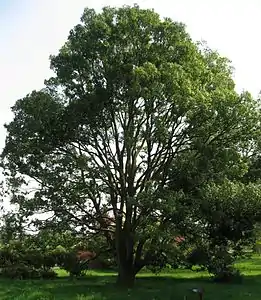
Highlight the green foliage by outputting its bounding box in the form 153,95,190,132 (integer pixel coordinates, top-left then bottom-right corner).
186,245,243,282
254,240,261,254
182,180,261,279
0,238,90,279
0,263,57,280
2,4,261,286
208,255,243,283
53,248,88,277
0,242,56,279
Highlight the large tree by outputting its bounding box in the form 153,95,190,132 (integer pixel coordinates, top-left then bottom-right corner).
2,5,260,286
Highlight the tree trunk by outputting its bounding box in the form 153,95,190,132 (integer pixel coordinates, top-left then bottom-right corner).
116,264,136,288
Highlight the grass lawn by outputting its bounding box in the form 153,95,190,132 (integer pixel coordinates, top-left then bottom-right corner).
1,257,261,299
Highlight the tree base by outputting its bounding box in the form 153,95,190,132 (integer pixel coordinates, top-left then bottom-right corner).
116,268,136,288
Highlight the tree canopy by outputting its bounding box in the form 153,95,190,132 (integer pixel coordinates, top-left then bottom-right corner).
2,5,261,286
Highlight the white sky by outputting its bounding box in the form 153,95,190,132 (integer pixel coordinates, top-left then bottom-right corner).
0,0,261,152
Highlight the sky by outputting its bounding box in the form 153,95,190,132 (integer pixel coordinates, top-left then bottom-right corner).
0,0,261,152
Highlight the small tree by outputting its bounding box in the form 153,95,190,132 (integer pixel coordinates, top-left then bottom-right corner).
187,181,261,280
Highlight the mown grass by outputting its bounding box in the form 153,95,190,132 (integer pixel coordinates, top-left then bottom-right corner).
1,257,261,299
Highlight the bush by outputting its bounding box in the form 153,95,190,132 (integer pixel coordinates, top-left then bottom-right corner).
254,241,261,254
184,244,243,283
0,245,59,279
22,250,44,269
0,240,99,279
0,263,39,279
211,265,242,283
0,262,58,280
42,252,57,270
57,251,89,277
41,269,57,279
204,248,243,283
186,247,208,269
0,247,20,265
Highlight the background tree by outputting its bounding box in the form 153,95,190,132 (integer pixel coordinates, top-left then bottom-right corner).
2,5,261,286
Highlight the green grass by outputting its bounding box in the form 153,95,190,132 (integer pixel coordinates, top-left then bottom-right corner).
1,257,261,299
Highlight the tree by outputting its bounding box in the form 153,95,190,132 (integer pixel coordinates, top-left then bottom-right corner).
2,5,260,286
188,181,261,280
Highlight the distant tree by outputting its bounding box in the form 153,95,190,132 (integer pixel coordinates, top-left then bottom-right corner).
2,5,261,286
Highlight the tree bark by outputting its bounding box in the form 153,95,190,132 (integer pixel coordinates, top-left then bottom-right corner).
116,264,136,288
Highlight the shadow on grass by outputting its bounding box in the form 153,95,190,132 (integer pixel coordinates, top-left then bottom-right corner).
1,272,261,300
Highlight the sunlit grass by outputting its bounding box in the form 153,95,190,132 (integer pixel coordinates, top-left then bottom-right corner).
1,256,261,299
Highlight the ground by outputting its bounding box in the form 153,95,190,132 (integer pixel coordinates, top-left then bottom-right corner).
0,257,261,299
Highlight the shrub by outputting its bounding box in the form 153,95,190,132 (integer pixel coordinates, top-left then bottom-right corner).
205,248,243,283
0,263,40,279
42,252,57,270
0,245,59,279
22,250,44,269
41,269,57,279
186,247,208,269
0,240,100,279
185,244,243,283
54,251,87,277
0,262,57,280
0,247,20,265
254,241,261,254
211,265,242,283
